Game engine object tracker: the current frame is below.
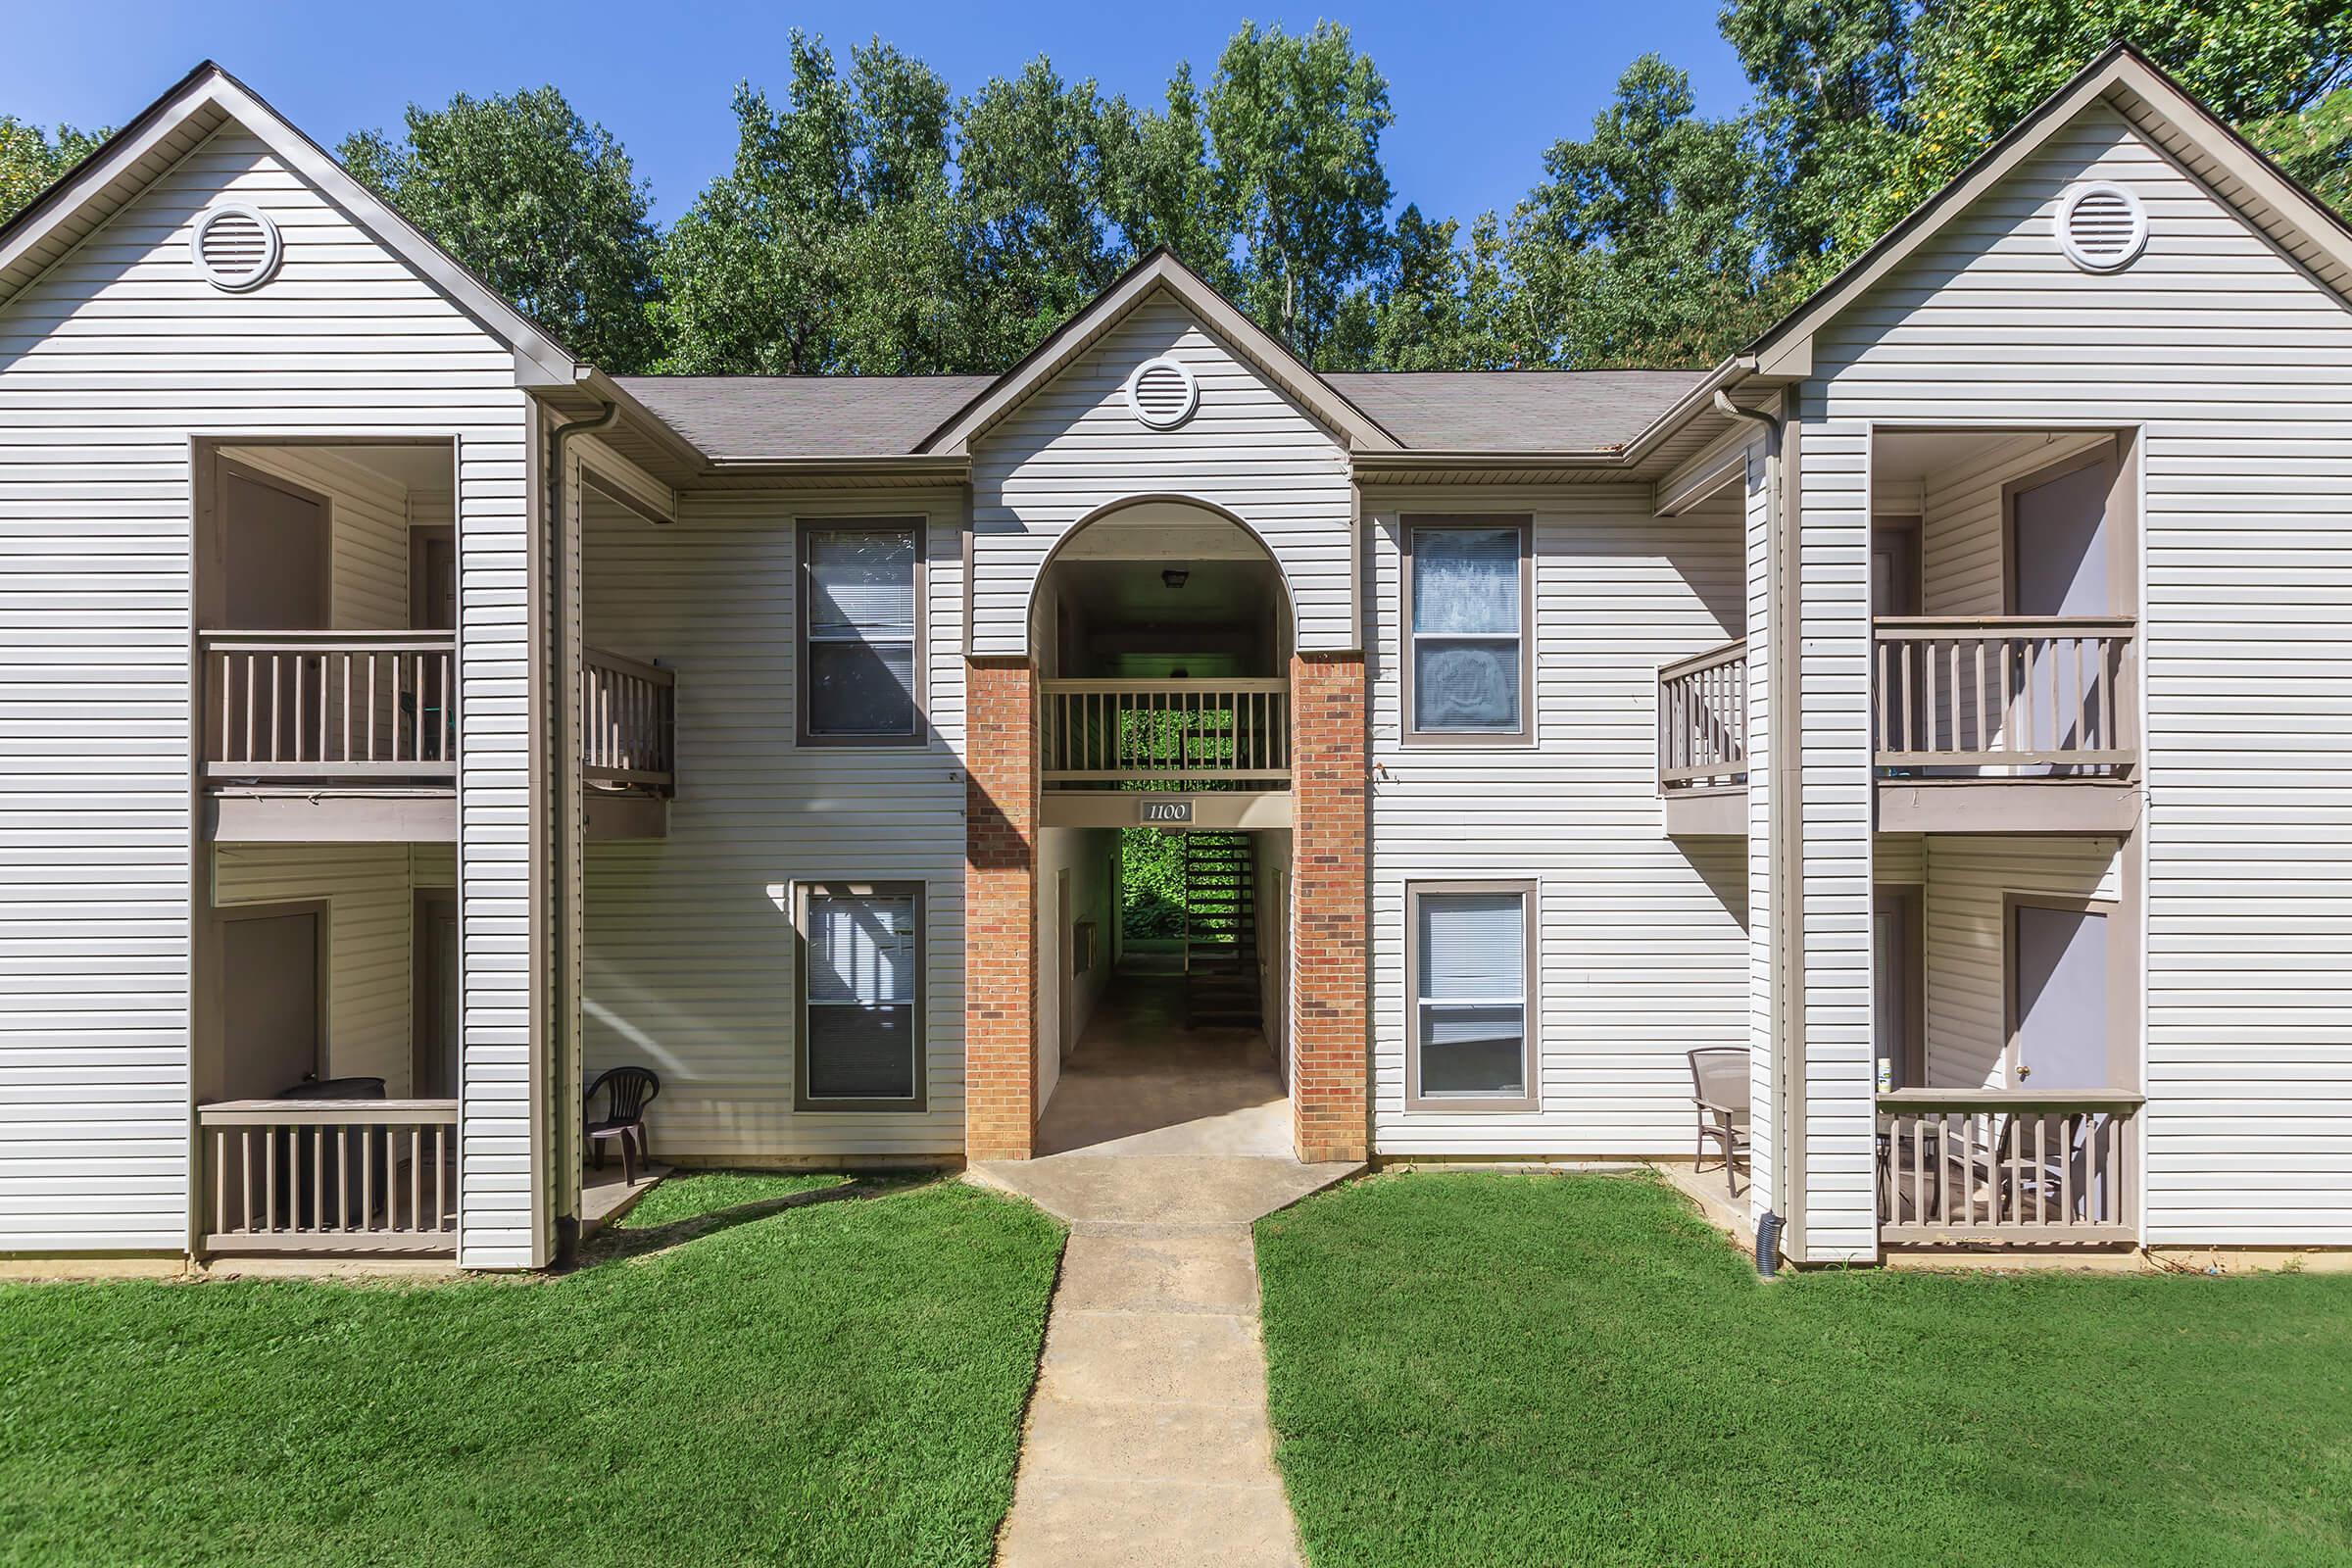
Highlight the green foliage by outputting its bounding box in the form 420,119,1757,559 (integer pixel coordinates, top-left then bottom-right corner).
15,7,2349,375
1507,55,1781,369
1204,22,1396,365
1259,1172,2352,1567
0,117,107,225
1754,0,2352,266
1120,826,1186,938
0,1180,1061,1566
2249,85,2352,218
655,34,968,374
340,87,662,372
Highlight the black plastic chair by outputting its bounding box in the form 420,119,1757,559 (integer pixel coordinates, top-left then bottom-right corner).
585,1066,660,1185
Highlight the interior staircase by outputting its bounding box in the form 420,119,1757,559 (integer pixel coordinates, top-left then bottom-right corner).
1182,831,1261,1031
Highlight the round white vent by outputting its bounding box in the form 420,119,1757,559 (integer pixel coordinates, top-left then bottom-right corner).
2054,181,2146,272
190,202,282,292
1125,357,1200,429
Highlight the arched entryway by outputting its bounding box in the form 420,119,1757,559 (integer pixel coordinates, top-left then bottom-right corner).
1028,499,1295,1155
961,497,1366,1164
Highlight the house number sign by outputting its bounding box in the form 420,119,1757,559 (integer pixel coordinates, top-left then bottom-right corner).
1139,798,1194,824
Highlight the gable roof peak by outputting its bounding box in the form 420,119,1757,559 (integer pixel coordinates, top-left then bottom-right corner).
1739,43,2352,375
0,59,581,387
916,245,1401,455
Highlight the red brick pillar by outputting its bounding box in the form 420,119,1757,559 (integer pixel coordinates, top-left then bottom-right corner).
965,659,1039,1160
1290,652,1369,1163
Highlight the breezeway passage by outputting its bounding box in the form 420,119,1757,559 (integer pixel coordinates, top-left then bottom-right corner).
972,972,1357,1567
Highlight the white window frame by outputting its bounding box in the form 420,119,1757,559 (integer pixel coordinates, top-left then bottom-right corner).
1403,879,1539,1111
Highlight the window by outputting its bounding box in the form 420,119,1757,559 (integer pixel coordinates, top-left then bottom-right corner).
1405,882,1537,1109
800,520,923,743
796,883,924,1110
1403,517,1531,743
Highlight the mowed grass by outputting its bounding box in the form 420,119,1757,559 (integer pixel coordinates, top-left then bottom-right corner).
1256,1172,2352,1568
611,1168,849,1230
0,1177,1061,1568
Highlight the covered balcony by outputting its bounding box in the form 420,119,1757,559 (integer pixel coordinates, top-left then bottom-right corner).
1032,500,1294,832
195,438,675,843
196,632,675,840
1870,428,2140,832
1869,831,2141,1250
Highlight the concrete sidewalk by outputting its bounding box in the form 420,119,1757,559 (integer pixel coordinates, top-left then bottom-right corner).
973,1156,1356,1568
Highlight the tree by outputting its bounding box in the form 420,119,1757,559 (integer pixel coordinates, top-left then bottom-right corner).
1109,65,1239,285
1331,207,1523,371
1719,0,1920,274
341,88,662,371
657,34,968,374
1506,56,1776,368
1204,22,1396,365
2248,85,2352,219
1826,0,2352,256
0,118,108,225
956,59,1148,365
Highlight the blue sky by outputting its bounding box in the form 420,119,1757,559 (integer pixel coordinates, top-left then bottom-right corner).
2,1,1750,227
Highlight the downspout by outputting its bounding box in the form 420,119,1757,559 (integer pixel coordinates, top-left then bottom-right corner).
545,400,616,1266
1713,390,1801,1271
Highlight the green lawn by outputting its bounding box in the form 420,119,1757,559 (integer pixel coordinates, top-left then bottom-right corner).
0,1176,1061,1568
1256,1172,2352,1568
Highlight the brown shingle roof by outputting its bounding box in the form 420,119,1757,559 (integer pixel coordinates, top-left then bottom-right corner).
614,368,1711,461
1322,370,1710,452
612,375,997,460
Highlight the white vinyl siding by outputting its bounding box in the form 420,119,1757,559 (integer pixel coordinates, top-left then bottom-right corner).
212,844,417,1094
1369,486,1748,1154
1812,103,2352,1246
968,294,1355,658
1787,409,1880,1262
580,488,966,1160
0,125,536,1260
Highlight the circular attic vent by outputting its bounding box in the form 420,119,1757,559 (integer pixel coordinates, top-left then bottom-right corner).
190,202,282,291
1125,357,1200,429
2054,181,2146,272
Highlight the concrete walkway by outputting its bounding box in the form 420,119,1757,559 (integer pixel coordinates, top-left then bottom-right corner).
973,971,1358,1568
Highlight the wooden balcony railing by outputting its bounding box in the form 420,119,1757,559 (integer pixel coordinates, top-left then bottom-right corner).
1040,679,1290,785
1878,1089,2141,1246
197,1099,459,1254
199,630,455,781
1657,638,1748,790
582,647,675,792
199,633,677,794
1874,616,2135,772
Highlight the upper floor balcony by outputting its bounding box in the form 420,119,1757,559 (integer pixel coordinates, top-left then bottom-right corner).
1038,677,1292,830
1660,427,2142,837
1656,617,2138,836
197,631,674,841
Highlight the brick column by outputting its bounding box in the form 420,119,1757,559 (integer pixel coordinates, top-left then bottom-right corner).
965,659,1039,1160
1290,652,1369,1163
